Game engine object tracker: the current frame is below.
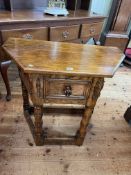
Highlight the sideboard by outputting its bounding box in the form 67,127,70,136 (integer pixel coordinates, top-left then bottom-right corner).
0,9,105,100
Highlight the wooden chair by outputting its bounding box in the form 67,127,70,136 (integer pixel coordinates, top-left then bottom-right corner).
0,60,11,101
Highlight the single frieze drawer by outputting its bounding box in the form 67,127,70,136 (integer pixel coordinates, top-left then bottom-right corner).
50,25,80,41
45,78,91,100
80,22,103,38
1,27,48,42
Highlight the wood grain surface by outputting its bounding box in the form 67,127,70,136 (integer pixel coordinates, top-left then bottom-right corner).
2,38,124,77
0,9,104,23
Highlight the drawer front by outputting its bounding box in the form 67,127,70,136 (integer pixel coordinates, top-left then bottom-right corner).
45,78,90,100
50,25,80,41
80,22,103,38
1,27,48,42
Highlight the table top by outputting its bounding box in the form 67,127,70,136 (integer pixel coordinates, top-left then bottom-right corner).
0,9,104,24
2,38,124,78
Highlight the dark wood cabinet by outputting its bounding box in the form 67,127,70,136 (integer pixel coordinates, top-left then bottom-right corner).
111,0,130,32
104,0,130,52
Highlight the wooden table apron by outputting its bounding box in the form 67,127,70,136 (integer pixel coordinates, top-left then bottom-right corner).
2,38,124,146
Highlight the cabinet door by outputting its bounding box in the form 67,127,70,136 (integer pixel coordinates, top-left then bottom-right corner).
1,27,48,42
112,0,131,32
50,25,80,42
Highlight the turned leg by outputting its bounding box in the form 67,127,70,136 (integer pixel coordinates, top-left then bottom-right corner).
34,105,43,146
19,70,43,145
75,77,104,146
19,70,34,114
0,60,11,101
21,80,30,111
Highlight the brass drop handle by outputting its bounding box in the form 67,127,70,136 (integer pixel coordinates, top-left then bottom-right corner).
64,85,72,97
90,28,95,34
23,33,33,39
62,31,69,38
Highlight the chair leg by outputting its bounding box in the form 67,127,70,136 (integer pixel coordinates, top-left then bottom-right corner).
124,106,131,124
0,60,11,101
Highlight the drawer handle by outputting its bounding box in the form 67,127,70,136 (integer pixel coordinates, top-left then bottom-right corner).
64,85,72,97
22,33,33,39
90,28,95,34
62,31,69,38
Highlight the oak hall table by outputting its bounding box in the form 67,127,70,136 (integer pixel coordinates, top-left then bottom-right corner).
2,38,124,146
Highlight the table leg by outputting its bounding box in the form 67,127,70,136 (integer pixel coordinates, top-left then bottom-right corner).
21,77,43,145
21,82,34,115
0,60,11,101
34,105,43,146
75,77,104,146
21,80,30,111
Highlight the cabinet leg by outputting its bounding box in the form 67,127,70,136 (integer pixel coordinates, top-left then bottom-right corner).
34,106,43,146
75,78,104,146
0,60,11,101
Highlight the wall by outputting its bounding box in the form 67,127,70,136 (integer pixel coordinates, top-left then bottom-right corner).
90,0,113,16
0,1,5,9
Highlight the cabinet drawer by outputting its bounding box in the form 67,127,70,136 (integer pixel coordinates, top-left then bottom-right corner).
80,22,103,38
1,27,48,42
45,78,90,100
50,25,80,41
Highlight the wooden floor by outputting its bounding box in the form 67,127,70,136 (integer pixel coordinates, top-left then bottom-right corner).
0,64,131,175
